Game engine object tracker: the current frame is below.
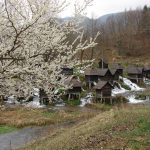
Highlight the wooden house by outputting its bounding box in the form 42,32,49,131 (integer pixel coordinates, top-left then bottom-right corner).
85,68,100,88
110,69,120,81
94,81,113,104
39,89,49,105
98,69,114,82
85,68,113,88
127,66,144,84
143,67,150,79
98,58,108,69
65,76,82,100
61,66,73,76
111,63,123,76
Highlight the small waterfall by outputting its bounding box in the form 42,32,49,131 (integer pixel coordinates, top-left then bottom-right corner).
26,96,46,108
122,77,143,91
7,95,20,104
112,81,128,96
127,95,145,104
80,93,92,107
143,78,150,86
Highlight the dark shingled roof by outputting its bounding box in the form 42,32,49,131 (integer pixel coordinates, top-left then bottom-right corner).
85,68,111,76
144,67,150,71
111,63,123,70
109,69,117,75
65,76,82,87
127,66,143,74
94,81,112,90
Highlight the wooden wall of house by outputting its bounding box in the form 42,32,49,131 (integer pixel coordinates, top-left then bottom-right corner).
117,69,123,76
113,72,120,81
144,70,150,78
96,84,112,98
67,87,82,94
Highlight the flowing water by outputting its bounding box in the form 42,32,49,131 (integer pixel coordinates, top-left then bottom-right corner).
0,126,50,150
112,77,150,104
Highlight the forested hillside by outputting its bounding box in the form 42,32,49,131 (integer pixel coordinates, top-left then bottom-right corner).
80,5,150,64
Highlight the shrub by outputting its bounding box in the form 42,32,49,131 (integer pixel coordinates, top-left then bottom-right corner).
113,95,129,104
64,99,81,106
120,82,131,90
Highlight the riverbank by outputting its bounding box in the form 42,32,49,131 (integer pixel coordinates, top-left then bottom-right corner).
0,104,113,150
21,105,150,150
0,106,103,128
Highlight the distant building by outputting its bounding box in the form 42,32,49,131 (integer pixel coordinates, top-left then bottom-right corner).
110,69,120,81
65,76,82,100
98,58,108,69
143,67,150,79
127,66,144,84
94,81,113,104
85,68,113,88
98,69,113,81
110,63,123,77
85,68,100,88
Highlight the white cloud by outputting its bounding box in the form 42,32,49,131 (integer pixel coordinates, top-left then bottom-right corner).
60,0,150,18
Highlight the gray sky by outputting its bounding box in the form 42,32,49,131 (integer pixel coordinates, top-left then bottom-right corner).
60,0,150,18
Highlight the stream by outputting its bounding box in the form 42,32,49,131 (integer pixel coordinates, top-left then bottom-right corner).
0,105,98,150
0,126,50,150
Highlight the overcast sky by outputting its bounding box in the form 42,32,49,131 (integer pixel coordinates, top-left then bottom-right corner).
60,0,150,18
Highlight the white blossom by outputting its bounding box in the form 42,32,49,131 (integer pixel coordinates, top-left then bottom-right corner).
0,0,98,102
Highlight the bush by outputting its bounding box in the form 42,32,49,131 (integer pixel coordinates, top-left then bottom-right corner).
113,95,129,104
64,99,81,106
135,94,147,100
86,103,112,111
120,82,131,90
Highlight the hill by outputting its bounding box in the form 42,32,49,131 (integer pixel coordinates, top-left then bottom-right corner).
22,105,150,150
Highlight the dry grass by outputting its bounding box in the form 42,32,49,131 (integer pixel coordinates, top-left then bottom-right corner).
21,105,150,150
0,106,99,128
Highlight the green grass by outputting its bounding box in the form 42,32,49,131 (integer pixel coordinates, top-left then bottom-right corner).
86,103,112,111
65,99,81,106
113,111,150,149
0,125,17,134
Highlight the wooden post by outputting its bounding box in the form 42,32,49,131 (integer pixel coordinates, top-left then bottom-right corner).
110,97,113,105
79,93,81,99
0,95,4,105
68,94,71,100
89,82,92,89
100,95,102,103
101,92,103,103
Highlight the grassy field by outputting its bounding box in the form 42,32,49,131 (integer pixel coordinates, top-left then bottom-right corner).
0,105,106,128
21,105,150,150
